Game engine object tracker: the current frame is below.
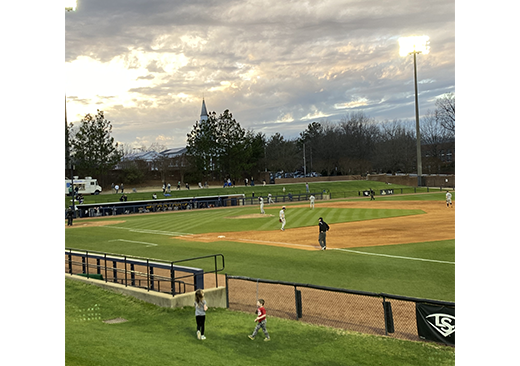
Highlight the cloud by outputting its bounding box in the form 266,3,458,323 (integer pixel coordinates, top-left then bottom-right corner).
66,0,455,147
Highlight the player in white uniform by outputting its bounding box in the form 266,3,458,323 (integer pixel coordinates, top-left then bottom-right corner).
268,193,274,204
446,191,452,208
309,195,315,209
279,206,286,231
259,197,265,214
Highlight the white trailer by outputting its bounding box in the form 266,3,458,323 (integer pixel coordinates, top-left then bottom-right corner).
65,176,102,195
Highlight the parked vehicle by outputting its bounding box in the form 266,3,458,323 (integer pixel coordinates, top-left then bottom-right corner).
65,176,102,195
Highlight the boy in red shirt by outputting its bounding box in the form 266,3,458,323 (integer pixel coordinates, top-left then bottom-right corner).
248,299,271,341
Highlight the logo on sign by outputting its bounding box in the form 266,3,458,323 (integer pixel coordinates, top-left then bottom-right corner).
426,313,455,337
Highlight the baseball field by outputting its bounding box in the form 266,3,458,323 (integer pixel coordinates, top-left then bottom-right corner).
65,181,455,365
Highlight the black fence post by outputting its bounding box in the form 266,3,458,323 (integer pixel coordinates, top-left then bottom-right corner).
124,256,127,287
81,255,86,275
170,263,175,296
215,255,219,288
86,252,90,278
131,263,135,286
150,266,155,290
295,287,303,320
225,274,229,309
112,260,117,283
68,252,72,274
382,297,395,335
146,259,150,291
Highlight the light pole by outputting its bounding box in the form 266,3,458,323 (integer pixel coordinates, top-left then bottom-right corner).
399,35,430,186
66,0,78,214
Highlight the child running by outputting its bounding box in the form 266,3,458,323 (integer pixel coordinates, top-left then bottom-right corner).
194,289,208,340
248,299,270,341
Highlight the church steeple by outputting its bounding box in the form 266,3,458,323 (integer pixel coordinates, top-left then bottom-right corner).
200,98,208,124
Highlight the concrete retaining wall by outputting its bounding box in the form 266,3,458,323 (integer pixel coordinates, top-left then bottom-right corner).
66,274,227,309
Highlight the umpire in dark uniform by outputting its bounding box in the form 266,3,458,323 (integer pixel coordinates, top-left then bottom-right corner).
318,217,330,250
67,208,74,226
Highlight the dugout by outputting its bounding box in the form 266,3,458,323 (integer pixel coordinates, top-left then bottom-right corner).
71,194,245,218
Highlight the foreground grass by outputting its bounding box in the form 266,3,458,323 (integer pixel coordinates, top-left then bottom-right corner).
66,279,455,366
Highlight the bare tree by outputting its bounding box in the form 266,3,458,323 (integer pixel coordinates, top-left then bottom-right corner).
373,120,416,174
435,93,455,136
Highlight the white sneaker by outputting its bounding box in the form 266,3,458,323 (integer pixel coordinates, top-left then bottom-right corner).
197,330,201,340
201,335,206,340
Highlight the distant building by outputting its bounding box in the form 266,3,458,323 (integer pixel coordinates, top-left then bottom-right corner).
199,98,208,124
160,147,187,159
118,99,206,171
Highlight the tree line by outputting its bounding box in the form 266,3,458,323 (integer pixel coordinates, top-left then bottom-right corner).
66,94,454,185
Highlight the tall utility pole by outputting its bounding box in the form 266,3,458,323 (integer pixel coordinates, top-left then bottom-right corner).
413,51,422,186
66,1,78,214
303,143,306,176
399,35,430,187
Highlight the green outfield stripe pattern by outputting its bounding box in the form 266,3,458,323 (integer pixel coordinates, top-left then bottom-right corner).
98,206,424,234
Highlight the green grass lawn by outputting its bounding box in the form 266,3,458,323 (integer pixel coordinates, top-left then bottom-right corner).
66,279,455,366
77,204,425,233
66,180,441,208
66,202,453,301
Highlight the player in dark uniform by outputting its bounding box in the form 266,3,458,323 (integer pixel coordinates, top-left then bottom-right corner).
318,217,330,250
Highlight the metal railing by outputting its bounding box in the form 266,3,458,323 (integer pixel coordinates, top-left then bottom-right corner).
65,248,224,296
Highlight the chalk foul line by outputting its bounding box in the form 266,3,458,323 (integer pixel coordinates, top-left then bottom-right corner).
103,226,191,236
330,248,455,264
108,239,158,247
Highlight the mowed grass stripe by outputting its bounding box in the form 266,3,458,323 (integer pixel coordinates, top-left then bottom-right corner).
289,208,319,228
104,206,424,235
113,209,228,234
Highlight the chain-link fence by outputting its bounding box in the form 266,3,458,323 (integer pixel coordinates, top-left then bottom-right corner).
226,275,454,343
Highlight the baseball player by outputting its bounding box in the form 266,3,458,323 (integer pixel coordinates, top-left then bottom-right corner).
268,193,274,204
309,194,315,209
318,217,330,250
279,206,286,231
446,191,453,208
259,197,265,214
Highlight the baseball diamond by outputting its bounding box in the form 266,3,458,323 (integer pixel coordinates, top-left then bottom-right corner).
180,200,454,250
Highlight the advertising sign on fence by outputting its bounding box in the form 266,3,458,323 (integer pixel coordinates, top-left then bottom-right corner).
416,303,455,346
380,189,394,195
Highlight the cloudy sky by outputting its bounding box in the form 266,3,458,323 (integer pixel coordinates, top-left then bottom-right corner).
65,0,455,150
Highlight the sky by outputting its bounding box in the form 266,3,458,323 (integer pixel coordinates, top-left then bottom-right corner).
65,0,455,151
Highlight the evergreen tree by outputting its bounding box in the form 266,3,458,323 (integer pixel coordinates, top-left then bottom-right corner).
70,110,123,178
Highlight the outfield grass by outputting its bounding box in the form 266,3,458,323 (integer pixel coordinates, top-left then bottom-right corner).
66,202,454,301
364,192,455,202
66,279,455,366
66,180,439,207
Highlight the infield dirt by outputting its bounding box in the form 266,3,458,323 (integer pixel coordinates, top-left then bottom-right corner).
182,200,455,250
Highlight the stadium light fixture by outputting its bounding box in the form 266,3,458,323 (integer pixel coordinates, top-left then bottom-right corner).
399,35,430,186
65,0,77,12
